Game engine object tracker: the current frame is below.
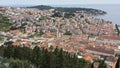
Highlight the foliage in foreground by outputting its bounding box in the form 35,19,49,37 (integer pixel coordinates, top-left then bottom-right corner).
0,45,91,68
0,57,30,68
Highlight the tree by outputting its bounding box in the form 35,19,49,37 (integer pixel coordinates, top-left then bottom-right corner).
51,11,63,17
32,46,42,68
64,12,75,18
64,31,72,35
0,46,4,56
0,13,11,31
9,58,31,68
2,45,92,68
115,57,120,68
42,49,50,68
98,60,106,68
115,24,120,36
3,45,15,58
55,48,64,68
93,59,106,68
49,52,56,68
14,46,24,60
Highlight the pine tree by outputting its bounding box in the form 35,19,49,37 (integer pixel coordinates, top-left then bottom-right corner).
3,45,15,58
32,46,41,68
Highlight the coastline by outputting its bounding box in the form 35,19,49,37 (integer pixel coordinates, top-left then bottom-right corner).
0,4,119,25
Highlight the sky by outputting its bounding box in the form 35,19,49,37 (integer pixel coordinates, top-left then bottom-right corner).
0,0,120,6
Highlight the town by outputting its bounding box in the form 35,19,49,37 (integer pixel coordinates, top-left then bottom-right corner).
0,6,120,68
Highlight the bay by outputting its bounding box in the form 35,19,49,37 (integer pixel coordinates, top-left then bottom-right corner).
52,4,120,25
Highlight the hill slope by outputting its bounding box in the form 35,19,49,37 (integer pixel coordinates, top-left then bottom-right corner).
28,5,107,16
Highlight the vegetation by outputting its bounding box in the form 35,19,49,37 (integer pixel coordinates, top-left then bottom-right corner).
91,59,106,68
35,30,44,36
29,5,107,15
115,24,120,36
38,16,46,21
28,5,53,10
115,58,120,68
64,31,72,35
0,13,11,31
0,45,92,68
51,11,63,17
0,35,4,41
0,57,30,68
64,12,75,18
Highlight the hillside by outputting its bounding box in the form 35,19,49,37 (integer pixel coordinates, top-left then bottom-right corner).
28,5,107,16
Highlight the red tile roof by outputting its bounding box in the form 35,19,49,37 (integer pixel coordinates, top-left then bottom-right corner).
84,56,93,63
12,41,20,46
86,46,114,55
99,35,120,40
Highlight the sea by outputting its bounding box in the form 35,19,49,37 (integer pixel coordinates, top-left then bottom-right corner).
52,4,120,25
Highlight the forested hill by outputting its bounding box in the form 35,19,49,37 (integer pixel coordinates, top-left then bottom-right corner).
28,5,107,16
28,5,53,10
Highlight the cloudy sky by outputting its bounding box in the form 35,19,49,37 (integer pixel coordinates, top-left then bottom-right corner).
0,0,120,6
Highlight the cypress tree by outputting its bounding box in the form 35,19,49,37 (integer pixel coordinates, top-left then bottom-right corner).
115,24,120,36
116,57,120,68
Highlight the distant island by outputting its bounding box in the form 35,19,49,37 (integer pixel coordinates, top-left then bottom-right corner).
28,5,107,16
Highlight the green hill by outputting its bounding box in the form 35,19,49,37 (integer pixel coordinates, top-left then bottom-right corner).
28,5,107,16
